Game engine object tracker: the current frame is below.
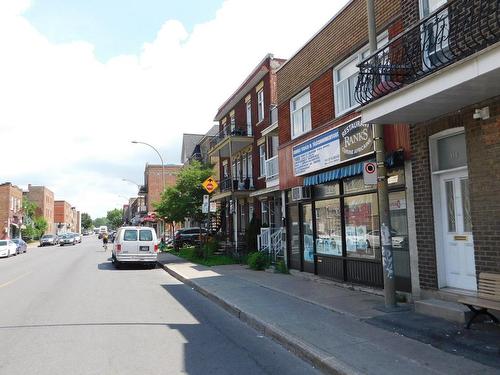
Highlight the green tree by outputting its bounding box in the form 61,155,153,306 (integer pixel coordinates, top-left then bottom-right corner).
106,208,123,229
93,217,108,228
161,161,213,223
81,213,93,230
21,197,38,240
34,217,48,238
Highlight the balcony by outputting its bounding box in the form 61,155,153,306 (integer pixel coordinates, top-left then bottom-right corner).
264,155,279,187
208,125,254,157
219,177,255,194
355,0,500,124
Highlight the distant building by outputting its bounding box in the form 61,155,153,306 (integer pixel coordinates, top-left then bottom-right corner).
54,200,73,235
181,133,204,165
0,182,23,239
26,184,55,235
139,164,182,238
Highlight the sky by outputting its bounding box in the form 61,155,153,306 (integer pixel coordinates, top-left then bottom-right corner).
0,0,349,218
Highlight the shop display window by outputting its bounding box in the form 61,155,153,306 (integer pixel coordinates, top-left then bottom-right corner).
344,193,379,259
343,176,371,194
315,199,342,256
303,204,314,263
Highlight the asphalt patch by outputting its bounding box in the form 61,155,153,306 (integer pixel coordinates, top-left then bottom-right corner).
365,311,500,369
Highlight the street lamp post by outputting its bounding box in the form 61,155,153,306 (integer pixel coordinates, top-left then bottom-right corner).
131,141,165,190
131,140,166,239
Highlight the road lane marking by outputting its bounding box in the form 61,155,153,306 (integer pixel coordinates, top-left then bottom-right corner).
0,271,32,289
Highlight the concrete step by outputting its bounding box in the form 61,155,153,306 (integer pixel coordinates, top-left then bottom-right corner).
415,298,472,324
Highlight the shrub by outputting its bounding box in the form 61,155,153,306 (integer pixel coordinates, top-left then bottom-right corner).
275,260,289,274
247,251,269,271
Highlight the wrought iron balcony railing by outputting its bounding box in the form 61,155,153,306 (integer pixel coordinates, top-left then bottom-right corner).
355,0,500,106
219,177,255,193
209,125,253,150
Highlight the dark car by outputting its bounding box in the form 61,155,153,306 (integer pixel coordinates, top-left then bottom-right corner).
12,238,27,254
174,227,209,248
40,234,58,246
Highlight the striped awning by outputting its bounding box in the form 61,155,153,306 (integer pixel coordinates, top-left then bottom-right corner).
303,160,370,186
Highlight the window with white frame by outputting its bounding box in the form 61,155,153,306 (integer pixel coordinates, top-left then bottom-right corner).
259,144,266,177
246,102,252,135
247,152,253,180
290,89,311,139
257,89,264,123
230,113,235,133
242,154,247,178
223,161,229,178
334,34,388,116
236,158,241,181
232,161,236,179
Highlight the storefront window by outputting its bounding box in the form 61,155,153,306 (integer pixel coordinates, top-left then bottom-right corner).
315,199,342,256
344,193,379,259
303,204,314,263
343,176,372,194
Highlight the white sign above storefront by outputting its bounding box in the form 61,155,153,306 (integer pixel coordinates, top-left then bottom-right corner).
292,118,373,177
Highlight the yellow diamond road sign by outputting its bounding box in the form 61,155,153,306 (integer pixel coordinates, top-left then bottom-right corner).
202,176,218,194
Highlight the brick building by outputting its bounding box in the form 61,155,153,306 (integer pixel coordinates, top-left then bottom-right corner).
276,0,413,291
139,164,181,237
355,0,500,301
54,200,73,235
26,185,55,235
208,54,286,251
0,182,23,240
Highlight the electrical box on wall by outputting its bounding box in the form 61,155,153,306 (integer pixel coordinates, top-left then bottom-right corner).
291,186,311,201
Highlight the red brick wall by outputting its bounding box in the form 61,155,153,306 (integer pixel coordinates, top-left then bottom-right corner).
411,96,500,290
145,165,181,213
277,0,401,106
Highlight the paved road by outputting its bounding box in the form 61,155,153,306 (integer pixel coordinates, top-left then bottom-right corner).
0,236,319,375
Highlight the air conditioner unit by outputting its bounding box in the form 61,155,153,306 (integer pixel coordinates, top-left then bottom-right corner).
291,186,311,201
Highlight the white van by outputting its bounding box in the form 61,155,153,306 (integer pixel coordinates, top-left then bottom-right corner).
112,226,158,268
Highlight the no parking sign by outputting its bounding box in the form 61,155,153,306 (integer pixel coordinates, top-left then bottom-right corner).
363,161,377,185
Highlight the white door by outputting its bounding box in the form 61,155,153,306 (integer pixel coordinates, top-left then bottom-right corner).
439,170,476,290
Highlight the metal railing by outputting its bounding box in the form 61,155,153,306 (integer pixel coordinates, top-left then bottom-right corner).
257,227,284,263
355,0,500,106
265,155,279,181
209,125,253,150
219,177,255,192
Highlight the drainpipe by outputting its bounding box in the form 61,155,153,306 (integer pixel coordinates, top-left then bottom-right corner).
367,0,396,308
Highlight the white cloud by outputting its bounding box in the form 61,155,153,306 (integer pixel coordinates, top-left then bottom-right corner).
0,0,348,217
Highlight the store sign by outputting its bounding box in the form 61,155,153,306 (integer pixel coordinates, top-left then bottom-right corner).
293,118,373,176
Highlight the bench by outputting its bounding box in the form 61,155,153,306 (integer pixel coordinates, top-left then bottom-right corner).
458,272,500,329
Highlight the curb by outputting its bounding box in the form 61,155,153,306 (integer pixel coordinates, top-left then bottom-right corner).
157,261,360,375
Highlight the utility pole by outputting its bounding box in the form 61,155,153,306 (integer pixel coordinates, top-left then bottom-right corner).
366,0,396,308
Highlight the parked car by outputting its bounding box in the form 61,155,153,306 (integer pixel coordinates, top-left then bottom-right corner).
174,227,209,248
60,234,76,246
12,238,27,254
82,230,90,236
0,240,17,257
112,226,159,268
71,233,82,243
40,234,58,246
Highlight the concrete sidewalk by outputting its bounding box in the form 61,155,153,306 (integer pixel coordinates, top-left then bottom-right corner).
157,253,499,375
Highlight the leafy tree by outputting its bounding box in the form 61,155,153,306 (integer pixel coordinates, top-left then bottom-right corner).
106,208,123,229
93,217,108,228
34,217,48,238
156,161,213,224
81,213,93,230
22,197,37,220
21,197,38,240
